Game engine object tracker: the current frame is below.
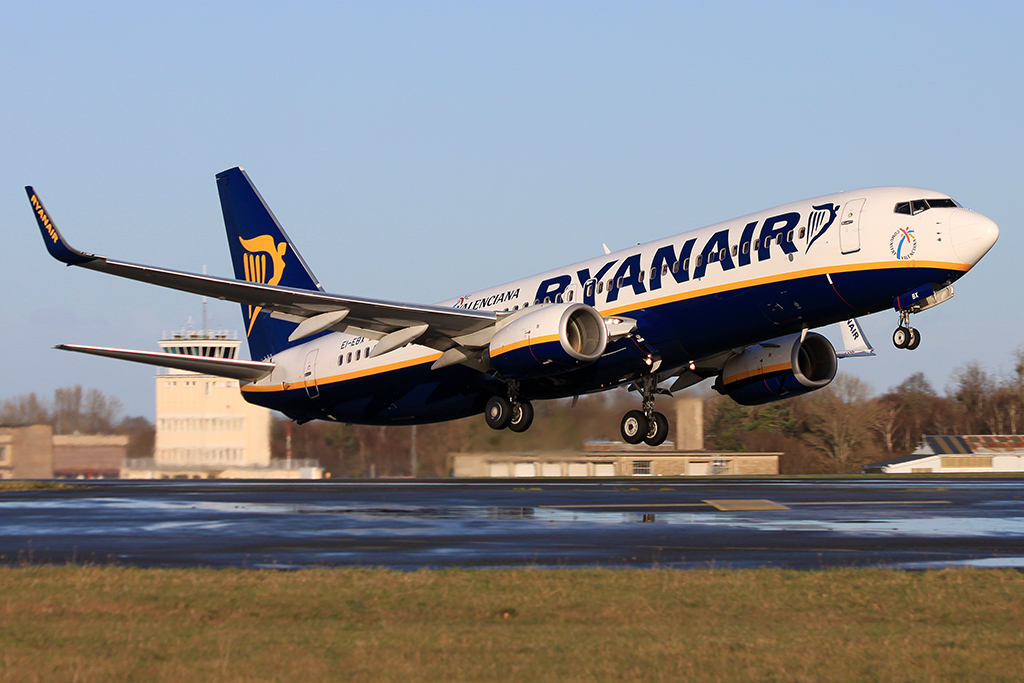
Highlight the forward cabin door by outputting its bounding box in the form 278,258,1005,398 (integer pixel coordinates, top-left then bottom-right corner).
303,349,320,399
840,198,866,254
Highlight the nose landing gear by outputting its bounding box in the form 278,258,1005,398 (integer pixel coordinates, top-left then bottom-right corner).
620,376,670,446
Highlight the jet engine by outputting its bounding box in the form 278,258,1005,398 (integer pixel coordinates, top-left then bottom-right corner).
489,303,607,379
714,332,837,406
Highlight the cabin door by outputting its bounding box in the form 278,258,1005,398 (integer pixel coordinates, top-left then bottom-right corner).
840,198,866,254
303,349,320,399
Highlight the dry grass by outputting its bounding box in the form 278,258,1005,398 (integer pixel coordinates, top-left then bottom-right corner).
1,567,1022,682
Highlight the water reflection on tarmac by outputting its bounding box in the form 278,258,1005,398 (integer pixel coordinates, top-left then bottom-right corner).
1,478,1024,570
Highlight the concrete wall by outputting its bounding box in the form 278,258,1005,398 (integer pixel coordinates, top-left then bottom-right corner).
0,426,54,479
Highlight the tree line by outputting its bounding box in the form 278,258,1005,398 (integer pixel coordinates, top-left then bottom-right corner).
5,350,1022,477
0,386,153,459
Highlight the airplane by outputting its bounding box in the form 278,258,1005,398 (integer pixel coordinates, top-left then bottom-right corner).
27,168,999,446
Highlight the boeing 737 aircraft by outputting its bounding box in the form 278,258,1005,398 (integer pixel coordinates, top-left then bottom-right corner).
27,168,999,445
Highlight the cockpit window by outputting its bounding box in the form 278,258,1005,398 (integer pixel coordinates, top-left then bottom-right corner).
894,198,961,215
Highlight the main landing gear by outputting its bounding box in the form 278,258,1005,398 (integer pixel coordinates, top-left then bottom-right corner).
620,376,670,447
892,310,922,350
484,381,534,433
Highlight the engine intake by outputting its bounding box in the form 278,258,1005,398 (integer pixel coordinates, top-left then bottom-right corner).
715,332,837,406
489,303,607,379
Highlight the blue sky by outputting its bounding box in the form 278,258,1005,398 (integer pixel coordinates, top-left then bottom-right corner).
2,2,1022,419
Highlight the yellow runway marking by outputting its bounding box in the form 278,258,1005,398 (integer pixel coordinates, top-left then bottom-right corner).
785,500,951,506
704,499,790,511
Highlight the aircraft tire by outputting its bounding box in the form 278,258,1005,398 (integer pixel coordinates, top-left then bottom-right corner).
907,327,921,350
644,412,670,447
621,410,649,445
508,401,534,433
892,327,909,349
485,396,512,430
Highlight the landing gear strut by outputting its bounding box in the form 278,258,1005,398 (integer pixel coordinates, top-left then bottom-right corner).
620,376,670,446
893,311,922,350
484,381,534,433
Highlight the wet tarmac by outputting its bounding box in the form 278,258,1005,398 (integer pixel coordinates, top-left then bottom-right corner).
2,477,1024,570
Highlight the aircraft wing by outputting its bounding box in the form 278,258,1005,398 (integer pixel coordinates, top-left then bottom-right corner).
28,188,497,352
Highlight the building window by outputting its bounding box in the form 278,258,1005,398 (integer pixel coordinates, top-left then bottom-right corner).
0,445,9,465
632,460,651,475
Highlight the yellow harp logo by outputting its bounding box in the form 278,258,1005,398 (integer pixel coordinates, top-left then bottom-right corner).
239,235,288,335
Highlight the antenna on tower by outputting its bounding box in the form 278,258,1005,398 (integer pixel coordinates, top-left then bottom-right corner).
202,265,208,335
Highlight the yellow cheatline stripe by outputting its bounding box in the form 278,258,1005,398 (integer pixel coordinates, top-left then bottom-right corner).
722,360,792,385
244,259,969,394
241,351,443,393
490,333,561,358
598,259,969,317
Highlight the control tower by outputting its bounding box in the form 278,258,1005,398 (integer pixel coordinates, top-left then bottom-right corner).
152,329,271,471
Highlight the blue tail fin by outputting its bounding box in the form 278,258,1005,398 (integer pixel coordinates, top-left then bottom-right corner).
216,167,322,361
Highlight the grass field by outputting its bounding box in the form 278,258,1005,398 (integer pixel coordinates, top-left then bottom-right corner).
1,567,1022,681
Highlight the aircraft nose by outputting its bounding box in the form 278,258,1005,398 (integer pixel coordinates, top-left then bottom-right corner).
949,209,999,265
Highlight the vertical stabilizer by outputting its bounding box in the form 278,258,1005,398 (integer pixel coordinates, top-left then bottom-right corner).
216,167,323,360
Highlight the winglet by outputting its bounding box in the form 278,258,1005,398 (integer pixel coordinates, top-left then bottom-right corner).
836,318,876,358
25,187,97,265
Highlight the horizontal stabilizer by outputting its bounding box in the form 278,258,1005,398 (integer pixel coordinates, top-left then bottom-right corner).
55,344,275,381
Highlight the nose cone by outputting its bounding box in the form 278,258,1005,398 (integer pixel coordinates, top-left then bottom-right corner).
950,209,999,265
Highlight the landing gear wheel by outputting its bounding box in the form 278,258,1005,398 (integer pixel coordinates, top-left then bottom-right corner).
508,401,534,433
484,396,512,430
893,326,910,349
621,410,650,445
644,412,669,447
907,327,921,350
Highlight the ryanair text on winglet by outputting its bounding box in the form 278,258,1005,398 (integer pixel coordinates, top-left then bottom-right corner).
31,194,59,244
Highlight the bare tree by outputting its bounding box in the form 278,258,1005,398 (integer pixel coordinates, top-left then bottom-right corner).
801,374,878,471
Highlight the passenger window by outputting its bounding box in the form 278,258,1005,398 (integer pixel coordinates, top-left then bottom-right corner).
638,270,644,282
356,349,361,360
731,245,738,257
798,227,805,239
555,293,563,303
775,234,783,245
662,264,669,276
608,278,614,290
708,251,717,263
567,290,573,301
347,353,352,363
598,281,604,293
544,296,551,304
682,258,689,271
671,261,679,274
586,283,594,298
617,276,624,287
339,355,344,366
754,238,761,250
694,255,702,268
720,248,727,260
742,242,749,254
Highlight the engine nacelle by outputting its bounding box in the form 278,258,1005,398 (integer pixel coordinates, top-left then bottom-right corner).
715,332,837,406
489,303,607,379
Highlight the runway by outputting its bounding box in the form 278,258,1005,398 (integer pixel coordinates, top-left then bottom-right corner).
2,477,1024,570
